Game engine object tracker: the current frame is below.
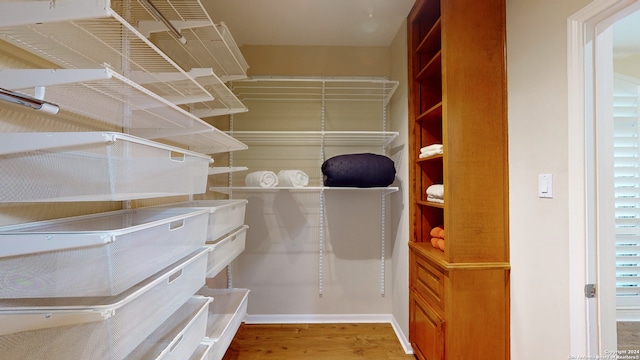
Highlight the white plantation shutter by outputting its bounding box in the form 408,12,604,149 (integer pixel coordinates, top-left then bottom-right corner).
614,75,640,308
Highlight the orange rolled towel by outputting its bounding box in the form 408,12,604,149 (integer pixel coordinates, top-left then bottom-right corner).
431,237,440,248
437,239,445,251
430,226,444,239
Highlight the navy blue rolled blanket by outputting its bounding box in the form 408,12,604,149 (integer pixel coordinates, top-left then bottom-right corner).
321,153,396,187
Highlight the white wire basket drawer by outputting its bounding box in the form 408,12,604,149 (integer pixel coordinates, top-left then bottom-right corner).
206,225,248,279
0,248,209,360
125,295,212,360
190,342,213,360
198,287,250,360
0,132,212,202
157,200,248,242
0,207,209,298
215,22,250,80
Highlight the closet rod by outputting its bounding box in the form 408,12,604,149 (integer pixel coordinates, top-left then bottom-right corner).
0,87,59,115
138,0,187,44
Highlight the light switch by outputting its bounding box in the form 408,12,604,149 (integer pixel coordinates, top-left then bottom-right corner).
538,174,553,198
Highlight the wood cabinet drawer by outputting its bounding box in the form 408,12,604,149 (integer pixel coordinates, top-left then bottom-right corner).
410,290,445,360
411,250,445,311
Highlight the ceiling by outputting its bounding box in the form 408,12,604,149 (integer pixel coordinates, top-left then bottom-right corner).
202,0,416,47
201,2,639,52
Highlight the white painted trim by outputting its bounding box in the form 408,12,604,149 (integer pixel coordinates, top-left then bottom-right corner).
243,313,414,355
567,9,590,356
568,0,640,356
390,314,414,355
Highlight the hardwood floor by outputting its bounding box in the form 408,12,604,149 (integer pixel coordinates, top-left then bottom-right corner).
220,321,640,358
222,323,415,360
618,322,640,351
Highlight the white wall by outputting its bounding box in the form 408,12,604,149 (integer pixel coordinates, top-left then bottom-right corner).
506,0,591,359
227,45,407,324
389,18,410,347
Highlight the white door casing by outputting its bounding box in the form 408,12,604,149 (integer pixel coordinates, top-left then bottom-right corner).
568,0,640,356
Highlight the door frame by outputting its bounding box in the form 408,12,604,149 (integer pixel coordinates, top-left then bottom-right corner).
568,0,640,355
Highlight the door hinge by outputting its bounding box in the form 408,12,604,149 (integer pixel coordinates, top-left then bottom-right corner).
585,284,597,298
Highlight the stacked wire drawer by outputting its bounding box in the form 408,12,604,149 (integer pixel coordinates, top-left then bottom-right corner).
125,295,212,360
0,200,250,359
0,208,210,298
191,343,214,360
198,287,251,360
157,200,249,279
0,208,212,359
160,200,250,360
0,132,213,203
0,248,210,359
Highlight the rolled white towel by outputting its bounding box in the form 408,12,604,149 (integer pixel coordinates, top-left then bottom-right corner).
278,170,309,187
245,171,279,187
419,144,443,158
426,184,444,199
420,144,443,153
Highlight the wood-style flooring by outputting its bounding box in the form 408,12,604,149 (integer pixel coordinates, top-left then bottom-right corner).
618,322,640,351
221,321,640,358
221,323,415,360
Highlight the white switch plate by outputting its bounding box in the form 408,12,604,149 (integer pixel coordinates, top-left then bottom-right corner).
538,174,553,198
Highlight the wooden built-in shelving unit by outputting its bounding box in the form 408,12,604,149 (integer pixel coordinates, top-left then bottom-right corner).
407,0,510,359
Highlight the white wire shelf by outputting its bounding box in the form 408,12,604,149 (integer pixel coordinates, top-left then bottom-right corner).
209,186,399,194
228,131,399,147
187,72,248,117
230,76,399,106
0,0,247,116
153,129,248,154
215,22,250,80
208,166,249,176
209,166,249,175
0,68,246,151
137,11,249,82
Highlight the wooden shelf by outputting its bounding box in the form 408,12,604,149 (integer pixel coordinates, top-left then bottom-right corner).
409,241,510,271
416,102,443,124
417,154,443,162
417,199,444,209
409,0,508,265
416,18,441,58
416,51,442,81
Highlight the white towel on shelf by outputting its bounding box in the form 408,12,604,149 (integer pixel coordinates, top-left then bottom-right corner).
245,171,279,187
427,195,444,204
419,144,443,158
420,144,443,153
277,170,309,187
426,184,444,199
